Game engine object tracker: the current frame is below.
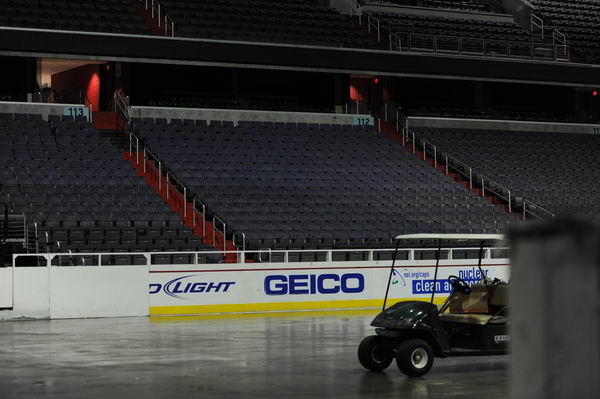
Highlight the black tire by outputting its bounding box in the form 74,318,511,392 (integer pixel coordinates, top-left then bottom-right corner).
358,335,393,371
395,339,434,377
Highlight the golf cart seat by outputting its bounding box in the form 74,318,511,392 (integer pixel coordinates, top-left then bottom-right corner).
487,284,509,324
441,284,492,325
440,284,509,325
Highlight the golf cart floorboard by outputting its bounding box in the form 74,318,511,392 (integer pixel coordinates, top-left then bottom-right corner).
447,347,508,357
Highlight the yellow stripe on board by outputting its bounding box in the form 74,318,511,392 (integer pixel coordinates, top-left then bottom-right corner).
150,308,381,322
150,297,448,317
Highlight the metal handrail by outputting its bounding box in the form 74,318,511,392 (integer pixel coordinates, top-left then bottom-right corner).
346,0,362,25
33,222,38,253
212,215,227,252
350,0,571,63
14,245,511,267
367,14,381,42
552,29,569,61
531,13,544,39
114,90,130,126
129,130,212,243
389,31,402,51
344,100,370,115
258,247,272,263
380,26,569,62
165,14,175,37
354,5,569,63
553,29,566,46
143,143,188,214
139,0,175,37
523,200,555,220
192,198,207,239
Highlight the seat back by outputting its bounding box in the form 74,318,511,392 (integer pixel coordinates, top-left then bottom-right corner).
448,284,489,314
489,284,509,308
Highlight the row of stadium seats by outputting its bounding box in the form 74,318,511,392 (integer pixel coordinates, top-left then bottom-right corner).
374,11,533,45
369,0,501,13
1,0,595,67
161,0,376,48
412,127,600,217
0,113,215,254
0,0,150,35
407,106,570,123
132,117,519,250
0,0,374,49
529,0,600,64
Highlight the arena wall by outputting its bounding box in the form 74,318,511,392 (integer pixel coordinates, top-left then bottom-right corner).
0,254,510,320
130,106,373,126
407,116,600,134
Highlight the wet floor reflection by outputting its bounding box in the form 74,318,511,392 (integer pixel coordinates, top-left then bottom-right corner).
0,313,508,399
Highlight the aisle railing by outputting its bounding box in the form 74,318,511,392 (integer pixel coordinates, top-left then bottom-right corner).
346,0,569,62
12,245,510,267
127,130,231,252
139,0,175,37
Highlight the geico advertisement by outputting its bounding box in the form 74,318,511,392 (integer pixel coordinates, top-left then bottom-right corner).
149,264,510,306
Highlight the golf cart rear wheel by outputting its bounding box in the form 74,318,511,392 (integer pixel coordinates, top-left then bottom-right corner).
396,339,434,377
358,335,393,371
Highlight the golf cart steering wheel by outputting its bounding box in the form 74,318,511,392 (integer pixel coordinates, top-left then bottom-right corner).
448,275,471,295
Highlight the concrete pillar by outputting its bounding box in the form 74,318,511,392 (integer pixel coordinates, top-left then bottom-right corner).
508,218,599,399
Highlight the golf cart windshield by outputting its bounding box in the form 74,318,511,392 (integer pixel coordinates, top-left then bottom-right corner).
382,234,506,312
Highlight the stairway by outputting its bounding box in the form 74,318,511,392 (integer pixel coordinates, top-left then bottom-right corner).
123,150,238,262
99,129,130,152
92,111,125,130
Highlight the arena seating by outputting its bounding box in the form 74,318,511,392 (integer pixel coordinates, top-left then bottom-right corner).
408,106,570,122
368,0,503,13
161,0,376,48
529,0,600,64
412,127,600,217
374,11,533,52
0,0,150,35
0,112,214,260
132,117,518,250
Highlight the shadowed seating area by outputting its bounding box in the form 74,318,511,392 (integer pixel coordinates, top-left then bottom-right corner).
132,117,518,251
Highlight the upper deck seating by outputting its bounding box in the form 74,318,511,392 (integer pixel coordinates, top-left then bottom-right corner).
0,0,150,35
529,0,600,64
161,0,376,48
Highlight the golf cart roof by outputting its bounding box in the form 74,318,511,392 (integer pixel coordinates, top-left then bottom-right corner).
394,233,505,241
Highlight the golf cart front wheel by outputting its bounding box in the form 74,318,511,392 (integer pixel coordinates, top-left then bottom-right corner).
358,335,393,371
396,339,434,377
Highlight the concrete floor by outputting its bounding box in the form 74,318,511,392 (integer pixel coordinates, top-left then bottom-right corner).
0,311,508,399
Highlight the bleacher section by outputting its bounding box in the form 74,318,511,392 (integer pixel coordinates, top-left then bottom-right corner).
161,0,376,48
374,10,533,55
0,113,214,259
412,127,600,217
0,0,150,35
132,118,518,250
408,107,570,123
367,0,503,13
529,0,600,64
